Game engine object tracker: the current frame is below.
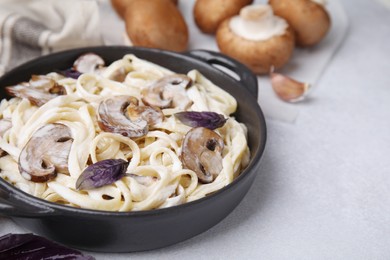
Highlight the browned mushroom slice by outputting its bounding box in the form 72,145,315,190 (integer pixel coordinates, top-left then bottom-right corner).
126,102,164,126
73,53,105,74
0,119,12,157
181,127,225,183
5,75,66,106
98,95,163,138
19,123,73,182
141,74,193,110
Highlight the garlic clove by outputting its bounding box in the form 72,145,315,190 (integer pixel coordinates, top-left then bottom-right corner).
270,72,310,102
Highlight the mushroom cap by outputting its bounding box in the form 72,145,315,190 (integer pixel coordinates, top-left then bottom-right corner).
269,0,331,46
125,0,188,52
141,74,193,110
216,18,295,74
181,127,224,183
19,123,73,182
194,0,253,34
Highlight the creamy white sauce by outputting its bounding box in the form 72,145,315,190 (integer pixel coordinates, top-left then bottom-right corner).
229,4,288,42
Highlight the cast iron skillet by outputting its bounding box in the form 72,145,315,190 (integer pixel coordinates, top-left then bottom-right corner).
0,46,266,252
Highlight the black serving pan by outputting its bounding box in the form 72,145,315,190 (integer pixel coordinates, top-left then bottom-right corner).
0,46,266,252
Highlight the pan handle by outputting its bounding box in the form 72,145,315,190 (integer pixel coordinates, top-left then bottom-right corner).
0,182,56,218
184,50,258,98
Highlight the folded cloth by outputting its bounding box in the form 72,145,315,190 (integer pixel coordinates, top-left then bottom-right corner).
0,0,103,76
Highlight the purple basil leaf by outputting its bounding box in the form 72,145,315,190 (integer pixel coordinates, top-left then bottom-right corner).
58,68,82,79
0,233,95,259
76,159,129,190
175,111,227,130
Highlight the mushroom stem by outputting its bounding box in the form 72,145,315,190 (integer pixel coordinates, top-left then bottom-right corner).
240,4,272,21
229,4,288,42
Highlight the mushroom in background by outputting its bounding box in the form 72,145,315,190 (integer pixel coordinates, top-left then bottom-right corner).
124,0,188,52
19,124,73,183
269,0,331,47
193,0,253,34
0,119,12,157
111,0,179,19
216,4,295,75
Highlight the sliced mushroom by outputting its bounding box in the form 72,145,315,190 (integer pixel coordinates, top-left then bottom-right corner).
181,127,224,183
19,123,73,182
98,95,164,138
141,74,193,110
6,75,66,106
126,102,164,126
0,119,12,157
73,53,105,74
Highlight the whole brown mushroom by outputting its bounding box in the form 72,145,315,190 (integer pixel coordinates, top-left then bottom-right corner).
269,0,331,46
216,4,295,75
194,0,253,34
111,0,179,19
125,0,188,52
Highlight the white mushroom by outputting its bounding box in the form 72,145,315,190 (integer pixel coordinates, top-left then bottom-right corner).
19,123,73,182
98,95,164,138
141,74,193,110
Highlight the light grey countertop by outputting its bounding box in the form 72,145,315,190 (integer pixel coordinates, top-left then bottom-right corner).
1,0,390,259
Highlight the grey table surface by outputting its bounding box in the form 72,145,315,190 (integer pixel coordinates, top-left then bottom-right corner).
1,0,390,259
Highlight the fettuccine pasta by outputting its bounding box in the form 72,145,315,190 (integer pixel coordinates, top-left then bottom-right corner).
0,54,250,211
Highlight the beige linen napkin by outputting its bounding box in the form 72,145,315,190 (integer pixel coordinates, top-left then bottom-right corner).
0,0,103,76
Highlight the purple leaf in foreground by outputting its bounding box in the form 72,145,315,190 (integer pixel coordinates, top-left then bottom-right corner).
76,159,129,190
175,111,227,130
0,233,94,259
